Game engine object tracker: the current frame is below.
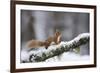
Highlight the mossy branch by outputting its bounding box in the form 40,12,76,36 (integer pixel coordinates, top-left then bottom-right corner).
28,33,90,62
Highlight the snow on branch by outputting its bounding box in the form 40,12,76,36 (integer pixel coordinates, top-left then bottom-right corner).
29,33,90,62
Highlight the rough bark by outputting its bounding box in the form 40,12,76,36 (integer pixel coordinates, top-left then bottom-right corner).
29,33,90,62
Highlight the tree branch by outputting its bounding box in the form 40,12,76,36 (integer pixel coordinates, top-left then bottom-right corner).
29,33,90,62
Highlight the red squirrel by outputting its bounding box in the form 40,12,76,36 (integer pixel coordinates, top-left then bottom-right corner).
27,31,61,49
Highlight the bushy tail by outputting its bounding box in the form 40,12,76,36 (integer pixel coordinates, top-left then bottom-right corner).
27,40,46,49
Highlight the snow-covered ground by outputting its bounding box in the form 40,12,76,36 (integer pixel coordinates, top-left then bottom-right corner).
45,52,89,62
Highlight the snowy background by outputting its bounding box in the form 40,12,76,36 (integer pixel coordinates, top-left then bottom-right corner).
20,10,90,63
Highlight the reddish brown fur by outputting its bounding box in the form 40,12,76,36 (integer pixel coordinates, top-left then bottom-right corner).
27,40,46,48
27,31,61,49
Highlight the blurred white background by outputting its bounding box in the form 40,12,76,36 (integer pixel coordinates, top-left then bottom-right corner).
0,0,100,73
